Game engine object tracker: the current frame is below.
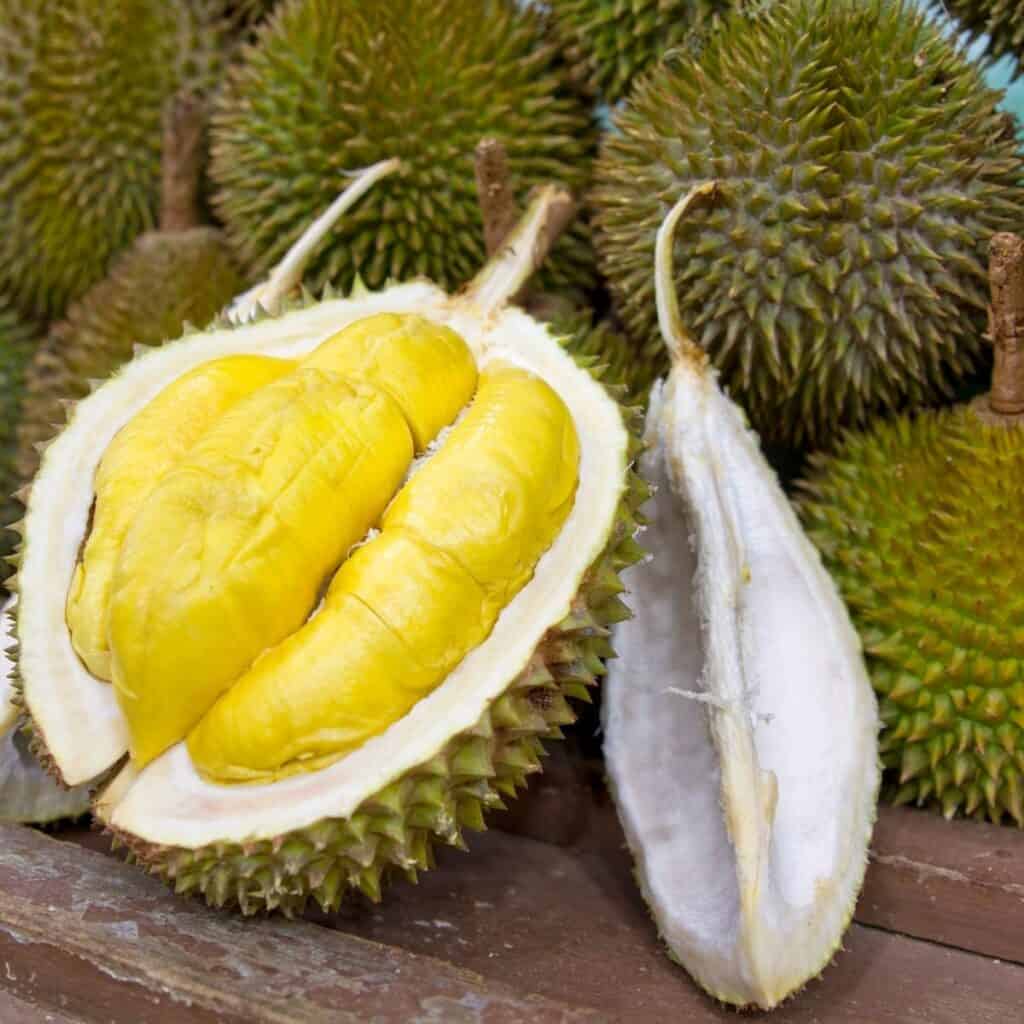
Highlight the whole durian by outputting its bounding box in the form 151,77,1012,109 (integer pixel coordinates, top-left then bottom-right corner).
210,0,597,300
0,298,39,585
546,0,731,103
10,165,645,915
16,95,245,482
0,0,225,317
593,0,1024,447
938,1,1024,64
799,232,1024,827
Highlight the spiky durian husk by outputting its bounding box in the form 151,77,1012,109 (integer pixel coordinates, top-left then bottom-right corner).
798,406,1024,826
593,0,1024,447
555,311,647,403
0,299,40,591
104,348,647,916
547,0,731,103
0,0,226,318
15,229,243,483
210,0,597,301
938,1,1024,64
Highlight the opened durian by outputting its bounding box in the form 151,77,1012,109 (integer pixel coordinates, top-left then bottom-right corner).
593,0,1024,446
604,185,879,1009
11,164,644,914
16,94,244,483
547,0,731,103
0,0,226,318
799,232,1024,828
0,601,92,824
1,298,39,588
210,0,596,302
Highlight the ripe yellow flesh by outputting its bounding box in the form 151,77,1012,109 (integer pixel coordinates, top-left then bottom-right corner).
65,356,294,681
187,363,580,783
305,314,477,450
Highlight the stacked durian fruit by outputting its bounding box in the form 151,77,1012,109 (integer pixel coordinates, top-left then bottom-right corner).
3,0,1024,1012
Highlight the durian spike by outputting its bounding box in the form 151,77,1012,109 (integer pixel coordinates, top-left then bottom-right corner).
462,185,575,317
654,181,721,373
985,232,1024,418
159,92,205,234
228,158,403,324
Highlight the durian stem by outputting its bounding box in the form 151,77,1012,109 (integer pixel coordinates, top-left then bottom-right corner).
227,158,402,324
159,92,205,233
655,182,722,371
475,138,520,258
462,185,575,316
988,232,1024,416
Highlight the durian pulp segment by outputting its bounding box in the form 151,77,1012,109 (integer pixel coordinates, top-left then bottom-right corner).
66,356,294,682
188,364,580,783
105,315,477,769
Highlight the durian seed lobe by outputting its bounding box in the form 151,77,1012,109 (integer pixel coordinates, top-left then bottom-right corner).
105,315,477,768
593,0,1024,446
798,231,1024,827
210,0,597,300
188,362,579,783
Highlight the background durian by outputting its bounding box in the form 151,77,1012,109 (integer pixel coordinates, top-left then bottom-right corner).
592,0,1024,448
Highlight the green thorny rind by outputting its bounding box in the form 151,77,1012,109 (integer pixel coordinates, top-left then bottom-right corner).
546,0,734,104
0,297,40,593
797,405,1024,826
11,281,649,910
937,0,1024,65
0,0,229,320
593,0,1024,448
210,0,598,304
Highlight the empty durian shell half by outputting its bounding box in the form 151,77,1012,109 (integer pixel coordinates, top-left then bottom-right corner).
604,184,880,1009
10,161,643,914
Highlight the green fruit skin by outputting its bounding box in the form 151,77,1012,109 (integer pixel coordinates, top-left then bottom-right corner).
798,404,1024,826
210,0,598,301
939,0,1024,64
593,0,1024,447
0,0,226,319
16,229,244,483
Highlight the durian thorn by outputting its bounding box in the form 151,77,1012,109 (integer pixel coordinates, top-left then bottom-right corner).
985,232,1024,419
462,184,575,317
159,91,205,234
228,157,403,324
474,138,520,259
655,181,722,372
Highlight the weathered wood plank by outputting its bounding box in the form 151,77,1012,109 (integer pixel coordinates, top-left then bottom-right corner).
0,824,603,1024
861,805,1024,965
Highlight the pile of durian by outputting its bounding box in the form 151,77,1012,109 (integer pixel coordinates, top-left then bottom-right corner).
2,0,1023,1011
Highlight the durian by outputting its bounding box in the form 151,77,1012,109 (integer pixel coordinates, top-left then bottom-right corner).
798,231,1024,828
593,0,1024,446
604,184,879,1008
0,298,39,586
547,0,730,103
11,162,645,915
0,0,225,317
210,0,597,301
937,1,1024,65
16,94,244,483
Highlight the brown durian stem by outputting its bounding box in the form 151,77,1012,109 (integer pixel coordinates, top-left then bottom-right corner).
988,232,1024,416
475,138,521,258
159,92,205,233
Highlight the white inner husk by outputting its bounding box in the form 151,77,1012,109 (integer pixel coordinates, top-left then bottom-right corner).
19,281,627,846
604,376,879,1010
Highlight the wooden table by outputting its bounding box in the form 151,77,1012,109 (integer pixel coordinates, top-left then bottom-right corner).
0,783,1022,1022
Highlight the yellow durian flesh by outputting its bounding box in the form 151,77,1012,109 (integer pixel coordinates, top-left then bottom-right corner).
305,313,477,450
187,363,580,783
65,356,295,682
